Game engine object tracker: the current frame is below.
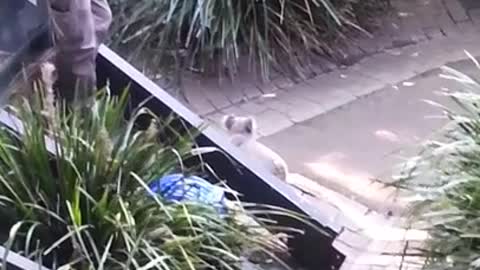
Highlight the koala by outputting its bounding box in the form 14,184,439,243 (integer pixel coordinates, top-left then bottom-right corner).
39,62,58,91
221,114,289,181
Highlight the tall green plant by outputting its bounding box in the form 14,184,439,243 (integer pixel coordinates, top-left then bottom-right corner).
0,86,313,269
393,59,480,270
109,0,389,81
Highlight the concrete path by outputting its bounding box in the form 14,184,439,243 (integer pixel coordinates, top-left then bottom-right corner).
276,61,480,269
260,62,474,214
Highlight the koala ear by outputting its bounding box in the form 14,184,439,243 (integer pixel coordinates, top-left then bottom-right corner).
244,117,257,134
222,114,235,130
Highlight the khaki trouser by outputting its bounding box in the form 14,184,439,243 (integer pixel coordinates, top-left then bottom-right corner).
49,0,112,102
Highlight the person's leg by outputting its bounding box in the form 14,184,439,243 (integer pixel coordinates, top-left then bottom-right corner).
91,0,112,48
49,0,97,104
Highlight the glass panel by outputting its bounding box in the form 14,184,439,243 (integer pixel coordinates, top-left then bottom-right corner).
0,0,51,102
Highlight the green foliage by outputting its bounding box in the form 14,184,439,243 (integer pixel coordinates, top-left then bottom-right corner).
394,60,480,269
108,0,389,81
0,86,311,269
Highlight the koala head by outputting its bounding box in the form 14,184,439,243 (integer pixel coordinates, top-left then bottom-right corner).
221,114,257,138
39,62,58,89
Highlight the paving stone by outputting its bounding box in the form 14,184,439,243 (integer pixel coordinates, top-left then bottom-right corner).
423,27,444,39
330,70,386,98
435,10,457,32
242,85,263,100
390,0,410,10
334,44,367,66
267,92,327,123
256,80,279,94
271,76,295,90
188,99,216,116
337,232,423,270
434,35,480,60
184,76,233,111
455,20,480,37
352,53,420,85
255,109,294,137
396,10,425,34
333,240,363,260
416,6,443,30
388,8,431,43
355,37,382,55
444,0,469,22
340,261,375,270
257,98,298,122
460,0,480,9
260,98,292,113
222,106,250,117
241,261,262,270
314,68,384,98
403,40,465,73
311,56,337,73
183,87,216,115
429,0,451,13
353,253,414,268
292,75,358,111
222,83,247,104
299,89,356,113
390,37,417,48
439,19,471,36
365,33,395,52
337,230,371,251
455,39,480,57
469,8,480,23
238,101,269,115
204,87,232,110
224,59,263,101
204,111,224,126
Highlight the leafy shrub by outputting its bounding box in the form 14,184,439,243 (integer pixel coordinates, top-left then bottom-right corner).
108,0,389,81
394,60,480,269
0,86,314,269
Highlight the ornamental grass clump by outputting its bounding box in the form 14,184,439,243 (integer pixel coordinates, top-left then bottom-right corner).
0,83,317,269
393,57,480,270
109,0,389,81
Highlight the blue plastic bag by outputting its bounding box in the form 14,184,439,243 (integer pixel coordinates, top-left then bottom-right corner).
148,173,228,213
